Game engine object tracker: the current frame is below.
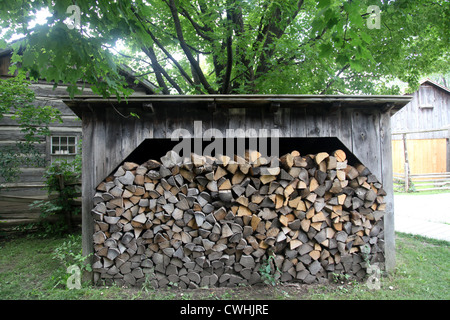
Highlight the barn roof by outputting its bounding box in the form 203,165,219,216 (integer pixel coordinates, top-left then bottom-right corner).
419,79,450,95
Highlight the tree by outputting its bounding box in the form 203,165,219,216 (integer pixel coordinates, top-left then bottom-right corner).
0,0,448,97
0,75,62,184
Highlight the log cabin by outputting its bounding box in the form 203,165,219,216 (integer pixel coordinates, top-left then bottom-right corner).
0,47,156,232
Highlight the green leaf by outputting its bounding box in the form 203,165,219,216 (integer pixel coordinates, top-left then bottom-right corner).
130,112,140,119
336,54,348,66
319,43,333,58
318,0,331,9
360,32,372,44
311,17,325,35
349,59,363,72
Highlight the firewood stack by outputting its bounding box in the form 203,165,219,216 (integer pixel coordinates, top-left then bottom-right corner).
91,149,386,288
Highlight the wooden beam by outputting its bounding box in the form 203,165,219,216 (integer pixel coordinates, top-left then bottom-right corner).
381,102,394,113
379,111,396,273
447,129,450,173
402,133,410,192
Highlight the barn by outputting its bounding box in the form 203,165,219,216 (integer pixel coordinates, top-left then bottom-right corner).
391,79,450,191
63,94,411,287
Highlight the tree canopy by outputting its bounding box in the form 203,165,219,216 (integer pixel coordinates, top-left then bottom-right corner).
0,0,448,97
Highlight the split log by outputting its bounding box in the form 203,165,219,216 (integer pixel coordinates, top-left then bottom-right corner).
92,148,386,288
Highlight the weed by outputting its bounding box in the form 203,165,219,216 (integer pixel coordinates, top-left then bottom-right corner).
220,291,234,300
180,292,193,300
331,272,351,284
50,234,91,289
141,270,156,294
259,253,280,286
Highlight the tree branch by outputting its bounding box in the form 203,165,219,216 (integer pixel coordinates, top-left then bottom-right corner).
141,45,183,94
131,7,197,90
229,0,255,90
179,6,215,42
220,1,235,94
167,0,216,94
320,63,350,94
102,44,153,67
176,2,228,89
139,15,213,54
255,0,304,76
274,26,327,68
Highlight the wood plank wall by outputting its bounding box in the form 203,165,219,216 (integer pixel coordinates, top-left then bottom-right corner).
391,84,449,140
83,105,387,189
0,83,82,231
392,138,448,174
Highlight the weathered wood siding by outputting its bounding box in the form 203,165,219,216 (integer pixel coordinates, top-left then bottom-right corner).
391,83,450,139
82,105,388,189
390,82,450,175
79,101,397,272
0,81,83,231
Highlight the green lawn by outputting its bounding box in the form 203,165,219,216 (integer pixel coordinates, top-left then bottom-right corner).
0,232,448,300
394,183,450,195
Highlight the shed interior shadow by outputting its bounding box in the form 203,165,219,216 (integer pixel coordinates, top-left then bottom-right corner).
117,137,360,173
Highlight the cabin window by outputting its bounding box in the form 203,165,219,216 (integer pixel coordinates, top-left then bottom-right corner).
418,86,434,109
51,136,77,155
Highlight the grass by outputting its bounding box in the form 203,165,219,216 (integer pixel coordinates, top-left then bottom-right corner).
307,233,449,300
394,181,450,195
0,232,448,300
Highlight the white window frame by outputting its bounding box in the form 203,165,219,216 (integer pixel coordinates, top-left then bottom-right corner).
51,136,78,155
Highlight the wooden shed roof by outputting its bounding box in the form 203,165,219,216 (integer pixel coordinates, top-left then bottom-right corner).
63,94,412,119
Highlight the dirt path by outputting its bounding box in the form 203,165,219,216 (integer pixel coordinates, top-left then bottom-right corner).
394,193,450,241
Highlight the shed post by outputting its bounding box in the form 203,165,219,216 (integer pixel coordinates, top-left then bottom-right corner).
381,111,396,273
447,129,450,172
81,107,95,282
402,133,410,192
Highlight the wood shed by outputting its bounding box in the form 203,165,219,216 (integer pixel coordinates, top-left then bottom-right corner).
64,94,411,287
